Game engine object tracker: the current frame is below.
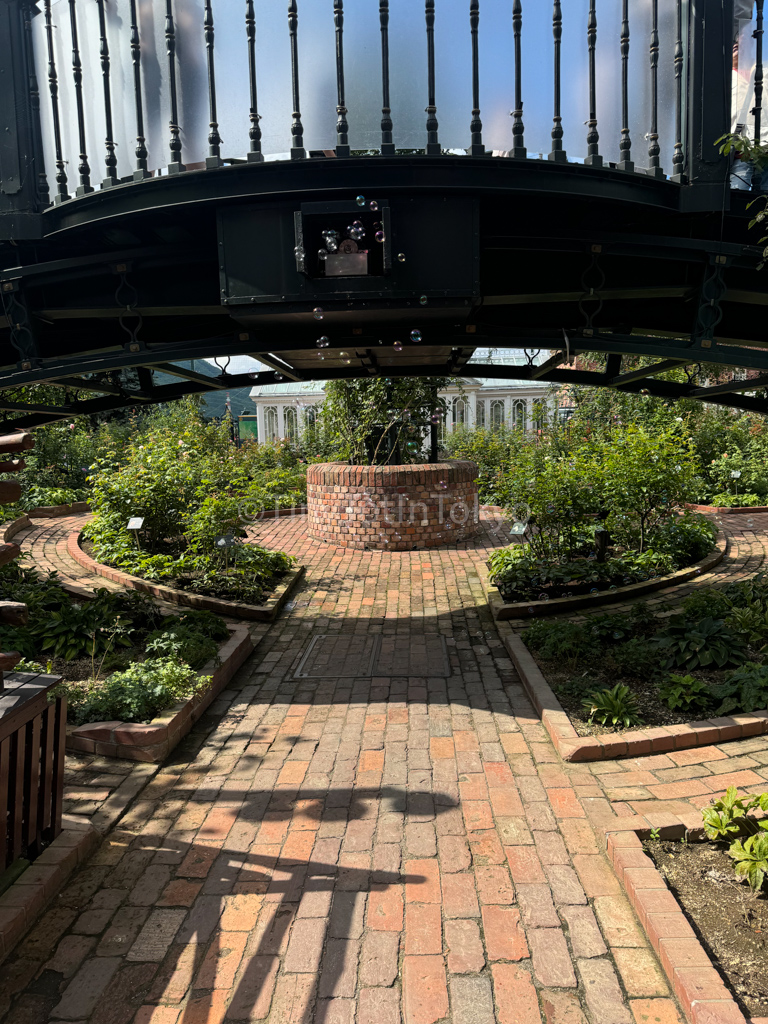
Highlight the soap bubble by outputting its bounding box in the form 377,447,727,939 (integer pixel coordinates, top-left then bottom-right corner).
294,245,305,259
318,250,328,262
317,353,326,361
410,329,422,343
612,630,621,638
439,480,448,490
274,373,283,381
748,518,755,527
375,230,386,243
369,200,379,211
316,336,330,348
339,351,352,364
538,593,547,601
397,253,406,263
419,295,428,305
590,588,598,594
356,194,365,206
393,341,403,352
431,412,442,425
313,307,323,320
406,441,419,453
528,607,535,615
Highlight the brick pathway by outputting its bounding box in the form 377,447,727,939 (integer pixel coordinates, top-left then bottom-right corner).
2,512,767,1023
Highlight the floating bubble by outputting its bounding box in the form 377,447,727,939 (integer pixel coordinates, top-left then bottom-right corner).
431,412,442,425
419,295,428,305
356,194,366,206
313,307,324,320
294,245,305,258
612,630,622,638
397,253,406,263
318,353,326,361
325,238,338,253
609,586,617,592
528,607,535,615
318,250,328,262
369,199,379,211
339,352,352,365
274,373,283,381
439,480,448,490
316,336,330,348
406,441,419,453
748,518,755,527
410,329,422,343
640,388,650,396
538,593,547,601
393,340,403,352
590,588,599,594
375,230,386,243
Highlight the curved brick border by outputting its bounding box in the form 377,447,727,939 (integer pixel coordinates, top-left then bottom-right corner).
66,625,253,762
67,528,305,622
504,631,768,762
689,502,768,515
486,533,727,620
307,460,480,550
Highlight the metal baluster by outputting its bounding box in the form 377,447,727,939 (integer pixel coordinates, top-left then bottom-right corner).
165,0,185,173
584,0,602,166
43,0,68,202
753,0,765,187
334,1,350,156
468,1,484,155
129,0,150,180
204,0,223,168
245,0,263,162
23,5,50,206
288,1,305,159
96,0,118,187
425,0,439,154
68,0,93,194
511,0,525,157
671,0,684,180
549,0,566,161
617,0,633,170
647,0,664,177
379,1,395,155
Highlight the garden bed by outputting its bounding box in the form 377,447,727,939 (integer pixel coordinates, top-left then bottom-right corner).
644,839,768,1019
66,624,252,762
70,529,304,622
689,503,768,515
486,532,726,620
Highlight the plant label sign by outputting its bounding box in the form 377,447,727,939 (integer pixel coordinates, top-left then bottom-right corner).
731,470,742,479
127,517,144,530
509,522,528,536
216,535,235,548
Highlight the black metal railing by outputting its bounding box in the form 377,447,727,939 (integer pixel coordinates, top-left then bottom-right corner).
6,1,764,211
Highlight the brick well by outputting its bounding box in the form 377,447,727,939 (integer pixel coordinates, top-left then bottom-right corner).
306,460,480,550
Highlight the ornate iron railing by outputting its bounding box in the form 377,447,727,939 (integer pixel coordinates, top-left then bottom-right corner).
2,1,764,210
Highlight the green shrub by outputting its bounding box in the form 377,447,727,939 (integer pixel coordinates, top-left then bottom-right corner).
681,588,735,621
607,638,664,680
657,673,713,712
709,662,768,715
652,616,745,671
648,512,717,568
702,786,768,842
145,625,219,670
61,658,210,725
582,684,644,728
522,619,600,666
729,833,768,892
709,492,764,507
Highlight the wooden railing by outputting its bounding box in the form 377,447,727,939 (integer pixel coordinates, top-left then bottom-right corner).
1,674,66,870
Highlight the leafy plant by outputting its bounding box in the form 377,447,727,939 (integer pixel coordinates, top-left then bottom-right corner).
522,619,600,666
648,513,717,569
582,684,645,728
729,833,768,893
709,492,764,507
607,638,664,680
652,616,745,671
701,787,768,842
60,658,211,726
657,673,713,712
709,662,768,715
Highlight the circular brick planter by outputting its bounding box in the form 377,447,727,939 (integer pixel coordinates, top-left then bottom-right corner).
306,461,480,550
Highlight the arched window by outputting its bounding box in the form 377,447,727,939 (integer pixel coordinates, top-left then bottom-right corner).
512,399,526,430
475,400,485,429
452,397,466,431
304,405,317,430
284,406,298,441
264,406,279,441
490,399,505,432
533,401,546,431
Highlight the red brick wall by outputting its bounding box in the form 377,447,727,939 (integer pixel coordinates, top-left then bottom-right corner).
306,461,480,550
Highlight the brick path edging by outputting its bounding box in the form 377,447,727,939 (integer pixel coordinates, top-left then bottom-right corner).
504,631,768,762
66,526,305,621
488,533,727,620
0,823,100,967
605,829,751,1024
66,625,253,762
689,503,768,514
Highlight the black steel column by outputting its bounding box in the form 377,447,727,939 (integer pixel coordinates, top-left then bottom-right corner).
511,0,525,158
43,0,68,204
425,0,440,155
165,0,185,173
618,0,633,171
68,0,93,195
334,0,350,157
204,0,223,168
753,0,764,187
379,1,395,155
671,0,685,180
647,0,665,178
129,0,150,180
0,0,47,236
683,0,733,210
288,0,305,159
584,0,602,167
549,0,566,162
245,0,263,163
469,0,484,155
96,0,118,187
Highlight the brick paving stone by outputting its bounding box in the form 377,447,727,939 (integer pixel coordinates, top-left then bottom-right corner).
445,918,485,974
481,905,528,961
629,999,685,1024
528,929,577,987
540,989,588,1024
491,964,543,1024
450,975,496,1024
613,948,670,998
578,958,633,1024
560,906,607,958
359,932,399,987
402,955,448,1024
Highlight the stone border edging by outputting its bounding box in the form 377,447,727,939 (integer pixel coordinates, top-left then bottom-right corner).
503,630,768,762
0,822,100,966
67,528,305,622
487,533,727,620
604,828,751,1024
65,624,253,762
688,502,768,514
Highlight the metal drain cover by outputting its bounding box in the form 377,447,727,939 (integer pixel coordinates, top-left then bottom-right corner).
374,634,450,677
294,634,381,678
